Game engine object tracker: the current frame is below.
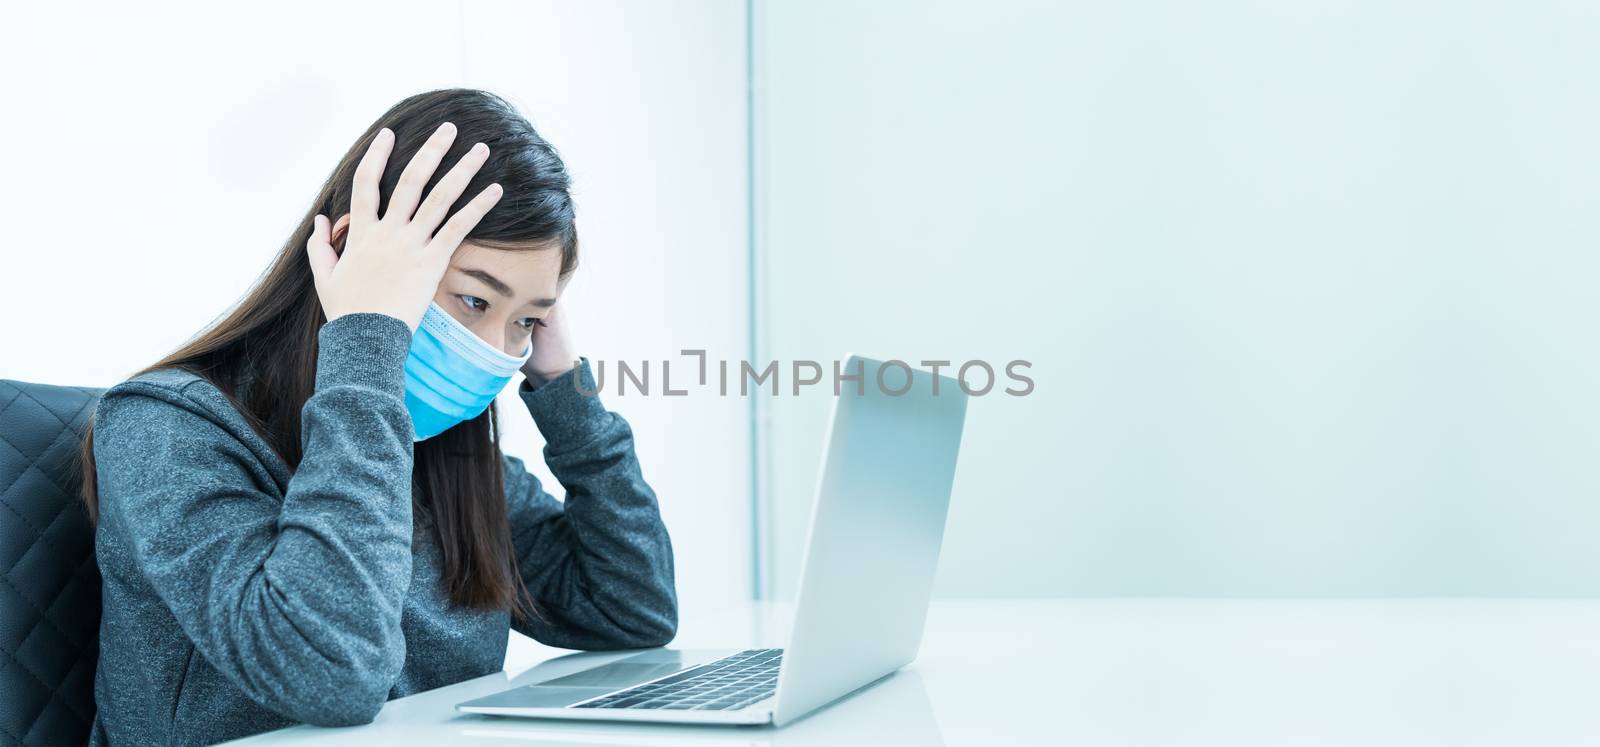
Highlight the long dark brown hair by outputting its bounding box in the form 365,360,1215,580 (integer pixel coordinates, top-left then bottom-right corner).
79,88,580,622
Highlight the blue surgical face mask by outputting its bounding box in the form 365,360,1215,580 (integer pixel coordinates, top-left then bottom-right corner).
403,301,532,442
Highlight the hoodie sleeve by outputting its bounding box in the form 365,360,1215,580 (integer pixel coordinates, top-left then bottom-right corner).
502,358,679,650
91,312,418,726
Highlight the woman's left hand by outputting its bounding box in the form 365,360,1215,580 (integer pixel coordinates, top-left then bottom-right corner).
522,303,580,388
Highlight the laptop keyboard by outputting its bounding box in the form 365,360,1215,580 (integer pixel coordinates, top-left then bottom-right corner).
572,648,783,711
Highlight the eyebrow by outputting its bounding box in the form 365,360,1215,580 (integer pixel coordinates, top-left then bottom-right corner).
457,268,557,308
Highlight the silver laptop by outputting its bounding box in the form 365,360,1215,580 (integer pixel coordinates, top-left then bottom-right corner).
457,354,968,727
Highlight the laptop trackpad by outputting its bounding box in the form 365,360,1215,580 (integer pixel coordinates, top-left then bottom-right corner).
534,660,690,689
501,685,617,708
501,661,690,708
461,650,739,711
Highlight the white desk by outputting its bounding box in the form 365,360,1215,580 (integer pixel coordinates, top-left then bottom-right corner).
223,599,1600,746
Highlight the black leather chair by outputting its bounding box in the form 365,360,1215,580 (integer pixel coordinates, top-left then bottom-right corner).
0,380,104,746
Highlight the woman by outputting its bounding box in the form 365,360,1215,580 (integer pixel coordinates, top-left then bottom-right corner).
78,88,677,746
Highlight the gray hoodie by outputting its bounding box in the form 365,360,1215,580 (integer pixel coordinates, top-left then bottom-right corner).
86,312,677,745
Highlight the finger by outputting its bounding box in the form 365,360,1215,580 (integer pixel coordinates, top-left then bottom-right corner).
411,141,490,234
387,121,458,225
541,303,564,326
350,127,394,232
305,214,337,283
426,183,503,259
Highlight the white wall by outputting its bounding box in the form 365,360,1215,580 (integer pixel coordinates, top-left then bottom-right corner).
458,1,753,619
755,0,1600,597
21,0,1597,610
0,0,752,633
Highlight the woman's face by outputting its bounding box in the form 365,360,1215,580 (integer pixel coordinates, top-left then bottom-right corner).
433,242,564,356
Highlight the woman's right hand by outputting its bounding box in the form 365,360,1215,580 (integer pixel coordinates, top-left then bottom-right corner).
306,121,503,332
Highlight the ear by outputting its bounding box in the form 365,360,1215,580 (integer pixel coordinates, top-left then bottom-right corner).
330,213,352,253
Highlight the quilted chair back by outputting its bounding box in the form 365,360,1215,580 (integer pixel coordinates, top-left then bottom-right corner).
0,380,104,746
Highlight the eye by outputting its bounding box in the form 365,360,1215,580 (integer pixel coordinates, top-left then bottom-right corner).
517,317,547,331
457,295,488,313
